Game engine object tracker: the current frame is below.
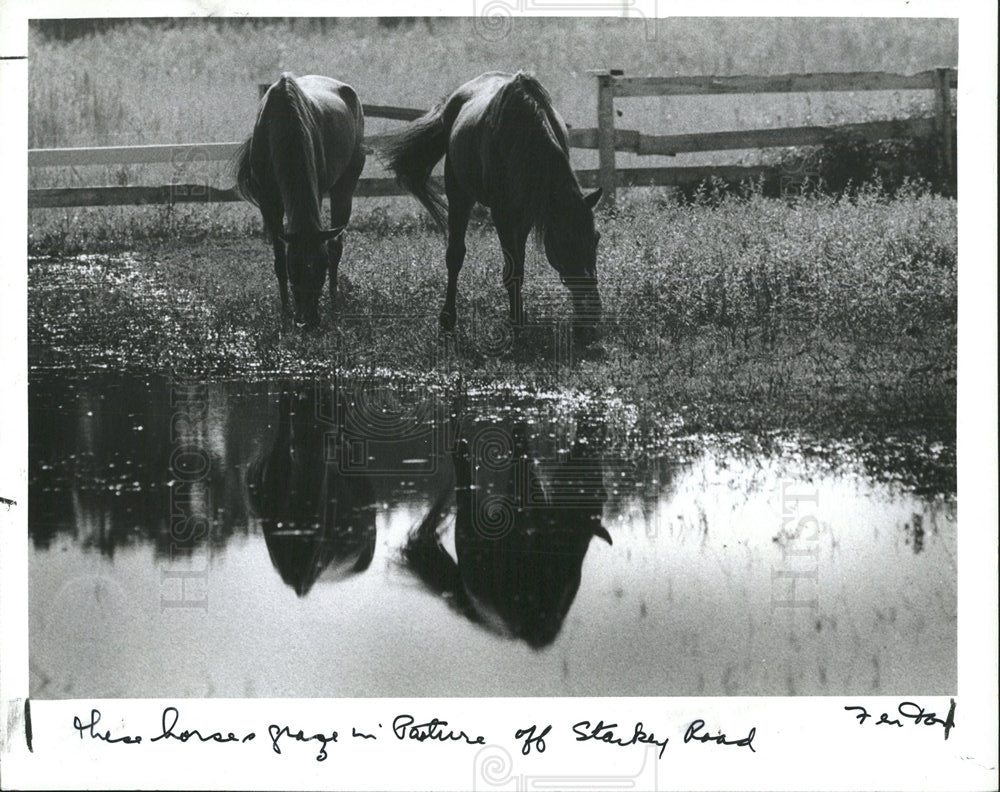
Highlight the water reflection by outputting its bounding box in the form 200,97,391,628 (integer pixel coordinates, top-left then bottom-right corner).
404,414,612,648
28,373,957,697
29,375,269,558
247,386,377,596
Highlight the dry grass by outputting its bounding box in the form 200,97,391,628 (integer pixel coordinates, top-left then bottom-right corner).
28,17,956,187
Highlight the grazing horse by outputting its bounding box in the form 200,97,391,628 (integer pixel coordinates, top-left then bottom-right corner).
381,71,602,336
234,73,365,328
246,385,376,597
403,414,611,648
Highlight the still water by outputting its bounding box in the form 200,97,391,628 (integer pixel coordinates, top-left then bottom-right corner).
29,374,956,698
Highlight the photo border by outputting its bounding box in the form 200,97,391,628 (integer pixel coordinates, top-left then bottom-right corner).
2,1,996,789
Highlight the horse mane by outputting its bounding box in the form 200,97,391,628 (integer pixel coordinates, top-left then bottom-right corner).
264,73,323,232
483,72,577,242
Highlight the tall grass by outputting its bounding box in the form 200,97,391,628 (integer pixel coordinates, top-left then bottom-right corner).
601,183,955,340
28,184,957,438
27,17,957,242
29,17,958,150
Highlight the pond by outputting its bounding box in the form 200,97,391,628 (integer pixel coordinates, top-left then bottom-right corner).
29,373,956,698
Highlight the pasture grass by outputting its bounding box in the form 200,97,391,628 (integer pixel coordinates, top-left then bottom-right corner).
29,17,957,149
29,185,957,445
25,18,958,494
28,17,957,200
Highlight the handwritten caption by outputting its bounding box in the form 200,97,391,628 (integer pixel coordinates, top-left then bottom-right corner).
67,700,955,763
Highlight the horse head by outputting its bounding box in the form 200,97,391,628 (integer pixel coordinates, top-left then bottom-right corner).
543,188,603,337
279,227,345,329
404,414,611,648
246,384,376,596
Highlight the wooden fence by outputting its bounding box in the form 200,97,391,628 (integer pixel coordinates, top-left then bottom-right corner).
27,68,956,209
590,67,956,204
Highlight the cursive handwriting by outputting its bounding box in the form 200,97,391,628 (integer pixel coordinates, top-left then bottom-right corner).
572,719,670,759
844,699,956,740
683,719,756,752
391,715,485,745
150,706,253,745
72,709,141,744
515,724,551,755
268,724,338,761
69,707,785,760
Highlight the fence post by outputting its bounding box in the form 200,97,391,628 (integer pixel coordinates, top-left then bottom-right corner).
933,67,955,195
589,69,620,206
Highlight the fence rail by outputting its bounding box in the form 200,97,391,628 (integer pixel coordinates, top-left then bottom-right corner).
29,142,241,167
591,66,956,203
29,166,781,209
608,68,957,98
28,68,956,209
30,115,936,170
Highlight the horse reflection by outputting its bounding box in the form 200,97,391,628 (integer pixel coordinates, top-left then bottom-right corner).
404,416,611,648
246,386,376,596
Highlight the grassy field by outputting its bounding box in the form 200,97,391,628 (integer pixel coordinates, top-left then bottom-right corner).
28,17,958,242
26,18,958,470
28,17,958,147
29,183,957,449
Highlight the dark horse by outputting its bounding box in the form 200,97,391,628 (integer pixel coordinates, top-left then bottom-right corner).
381,72,602,335
246,385,376,596
403,414,611,648
234,73,365,328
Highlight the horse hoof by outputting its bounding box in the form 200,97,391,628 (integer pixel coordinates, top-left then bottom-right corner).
440,312,457,332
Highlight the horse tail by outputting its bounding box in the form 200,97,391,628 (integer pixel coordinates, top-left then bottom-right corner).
231,136,258,207
270,74,320,206
401,487,458,589
400,486,486,627
380,102,451,229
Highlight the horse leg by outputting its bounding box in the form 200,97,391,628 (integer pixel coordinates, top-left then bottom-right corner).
271,236,290,318
493,212,529,328
441,164,474,332
262,204,290,320
326,233,344,317
327,149,365,319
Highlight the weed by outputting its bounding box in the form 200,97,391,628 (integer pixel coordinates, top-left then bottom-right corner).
29,188,956,442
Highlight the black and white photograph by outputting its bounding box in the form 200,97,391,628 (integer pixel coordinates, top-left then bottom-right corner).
0,2,996,790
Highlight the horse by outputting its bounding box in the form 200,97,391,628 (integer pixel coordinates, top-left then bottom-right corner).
403,413,611,648
381,71,602,337
246,384,376,597
233,73,365,329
